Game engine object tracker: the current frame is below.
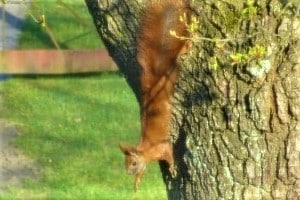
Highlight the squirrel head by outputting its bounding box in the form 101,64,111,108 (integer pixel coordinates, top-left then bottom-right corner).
119,145,146,175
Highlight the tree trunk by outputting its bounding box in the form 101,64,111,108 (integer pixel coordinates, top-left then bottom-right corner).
84,0,141,101
85,0,300,199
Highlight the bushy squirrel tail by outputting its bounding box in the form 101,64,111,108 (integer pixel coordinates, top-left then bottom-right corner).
137,0,190,97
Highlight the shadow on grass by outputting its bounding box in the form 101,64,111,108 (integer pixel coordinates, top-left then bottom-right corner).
9,71,123,79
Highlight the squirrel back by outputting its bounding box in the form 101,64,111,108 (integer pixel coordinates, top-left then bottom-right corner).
120,0,190,191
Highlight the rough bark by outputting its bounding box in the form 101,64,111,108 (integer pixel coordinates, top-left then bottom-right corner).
85,0,300,199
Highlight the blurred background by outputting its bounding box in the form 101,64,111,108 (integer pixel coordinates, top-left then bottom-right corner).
0,0,166,199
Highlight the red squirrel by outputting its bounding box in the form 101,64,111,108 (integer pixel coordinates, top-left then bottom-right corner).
119,0,190,191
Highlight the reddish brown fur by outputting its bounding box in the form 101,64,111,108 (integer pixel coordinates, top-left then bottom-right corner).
120,0,190,191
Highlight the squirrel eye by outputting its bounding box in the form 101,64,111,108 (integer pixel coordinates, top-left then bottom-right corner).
132,161,137,166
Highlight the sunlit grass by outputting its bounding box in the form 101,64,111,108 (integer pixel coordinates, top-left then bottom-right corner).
18,0,103,49
0,73,166,199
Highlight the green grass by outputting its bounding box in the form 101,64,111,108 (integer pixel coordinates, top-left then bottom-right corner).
0,73,167,199
18,0,103,49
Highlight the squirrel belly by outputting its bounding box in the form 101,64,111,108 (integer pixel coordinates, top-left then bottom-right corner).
120,0,190,191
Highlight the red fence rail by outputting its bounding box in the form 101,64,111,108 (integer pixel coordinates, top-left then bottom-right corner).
0,50,117,74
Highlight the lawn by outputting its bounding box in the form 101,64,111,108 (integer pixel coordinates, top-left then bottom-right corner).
18,0,103,49
0,73,166,199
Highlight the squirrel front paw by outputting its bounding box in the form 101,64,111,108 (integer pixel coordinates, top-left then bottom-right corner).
134,182,139,192
134,171,143,192
134,178,140,192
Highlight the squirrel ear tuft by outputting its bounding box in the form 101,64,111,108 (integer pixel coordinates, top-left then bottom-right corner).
119,144,137,156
